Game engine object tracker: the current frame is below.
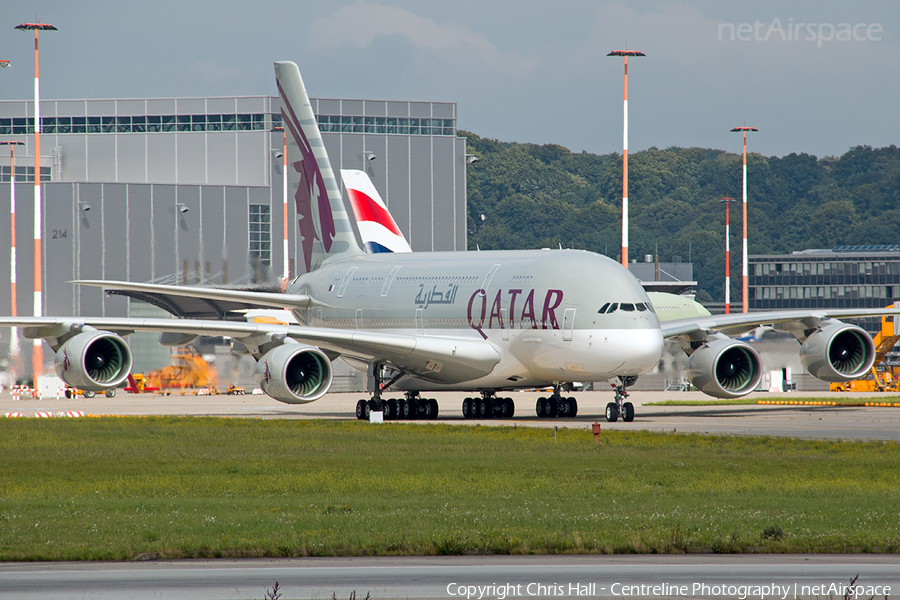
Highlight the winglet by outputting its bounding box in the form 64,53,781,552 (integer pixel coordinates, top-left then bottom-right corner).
341,169,412,254
275,61,362,273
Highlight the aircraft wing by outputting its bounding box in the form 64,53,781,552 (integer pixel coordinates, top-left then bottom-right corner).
660,307,900,339
73,280,312,320
0,316,500,386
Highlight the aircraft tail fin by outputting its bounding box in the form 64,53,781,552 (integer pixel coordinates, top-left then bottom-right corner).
341,169,412,254
275,61,363,273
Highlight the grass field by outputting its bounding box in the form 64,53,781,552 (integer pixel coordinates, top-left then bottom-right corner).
1,417,899,560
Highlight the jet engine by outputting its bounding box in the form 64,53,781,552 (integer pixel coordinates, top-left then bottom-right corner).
688,335,762,398
53,330,133,391
254,343,333,404
800,322,875,382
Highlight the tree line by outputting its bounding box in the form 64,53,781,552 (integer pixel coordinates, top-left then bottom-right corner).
462,130,900,303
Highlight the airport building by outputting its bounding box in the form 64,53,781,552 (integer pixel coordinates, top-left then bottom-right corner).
748,246,900,331
0,94,469,378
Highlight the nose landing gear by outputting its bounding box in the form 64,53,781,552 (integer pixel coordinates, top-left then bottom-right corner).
605,376,636,422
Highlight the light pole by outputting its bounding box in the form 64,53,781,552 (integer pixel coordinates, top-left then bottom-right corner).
608,49,645,269
731,126,757,314
2,140,25,373
720,197,736,314
16,21,57,380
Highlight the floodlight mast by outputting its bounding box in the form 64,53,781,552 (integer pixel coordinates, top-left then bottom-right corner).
731,126,757,314
2,140,25,367
720,197,736,314
16,21,57,379
608,49,645,269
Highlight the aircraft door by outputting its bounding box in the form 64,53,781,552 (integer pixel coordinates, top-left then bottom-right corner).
337,267,357,298
563,308,576,341
416,308,424,335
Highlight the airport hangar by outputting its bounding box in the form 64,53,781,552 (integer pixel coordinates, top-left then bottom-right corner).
0,94,468,384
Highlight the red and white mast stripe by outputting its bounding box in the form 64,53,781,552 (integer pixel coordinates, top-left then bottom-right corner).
731,126,757,314
16,22,57,378
608,49,644,269
2,141,25,362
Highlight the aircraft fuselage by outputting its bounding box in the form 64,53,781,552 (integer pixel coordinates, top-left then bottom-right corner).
286,249,664,391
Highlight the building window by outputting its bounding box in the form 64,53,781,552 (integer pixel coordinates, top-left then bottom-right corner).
249,204,271,267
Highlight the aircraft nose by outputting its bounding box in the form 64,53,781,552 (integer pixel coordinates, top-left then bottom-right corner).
611,328,664,375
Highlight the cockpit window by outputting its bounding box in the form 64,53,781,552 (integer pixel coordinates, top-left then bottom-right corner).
608,303,618,313
636,303,648,312
620,303,635,312
598,302,610,314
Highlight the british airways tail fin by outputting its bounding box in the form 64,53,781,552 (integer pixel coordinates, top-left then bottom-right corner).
341,169,412,254
275,61,362,273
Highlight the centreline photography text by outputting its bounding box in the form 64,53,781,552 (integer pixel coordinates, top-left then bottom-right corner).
445,580,892,599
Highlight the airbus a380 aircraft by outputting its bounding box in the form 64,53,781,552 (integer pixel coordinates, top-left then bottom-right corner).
1,61,895,423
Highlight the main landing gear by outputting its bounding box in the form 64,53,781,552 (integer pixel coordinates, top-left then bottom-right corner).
534,385,578,418
354,362,438,420
355,391,438,421
605,376,636,423
462,391,515,419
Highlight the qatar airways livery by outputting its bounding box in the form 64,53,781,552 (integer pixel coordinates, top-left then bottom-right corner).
1,61,895,423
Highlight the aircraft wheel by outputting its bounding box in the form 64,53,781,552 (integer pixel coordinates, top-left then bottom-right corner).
545,397,558,418
356,399,367,420
567,397,578,418
84,390,96,398
536,397,546,418
462,398,472,419
504,398,515,418
477,398,489,418
387,399,399,420
605,402,619,423
623,402,635,422
426,398,438,419
366,399,377,419
105,388,117,398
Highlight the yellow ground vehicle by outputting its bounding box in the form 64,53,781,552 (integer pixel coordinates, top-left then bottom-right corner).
226,385,246,395
64,386,117,398
831,311,900,392
126,349,219,395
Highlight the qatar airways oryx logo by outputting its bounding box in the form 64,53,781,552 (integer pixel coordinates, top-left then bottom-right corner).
62,349,71,372
278,82,336,272
467,288,564,339
263,360,272,384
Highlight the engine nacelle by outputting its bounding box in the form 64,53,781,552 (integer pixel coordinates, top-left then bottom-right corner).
800,322,875,382
53,330,133,391
688,336,762,398
254,343,333,404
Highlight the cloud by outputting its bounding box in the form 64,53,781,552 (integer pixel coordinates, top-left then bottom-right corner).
305,1,534,78
188,60,240,85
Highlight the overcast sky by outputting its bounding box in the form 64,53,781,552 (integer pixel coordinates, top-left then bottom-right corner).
1,0,897,158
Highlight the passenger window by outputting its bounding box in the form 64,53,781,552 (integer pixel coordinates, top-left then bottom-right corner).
620,303,635,312
598,303,610,314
